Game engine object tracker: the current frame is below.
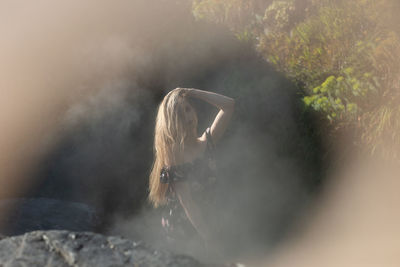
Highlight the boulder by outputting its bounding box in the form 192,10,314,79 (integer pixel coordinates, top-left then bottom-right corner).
0,230,208,267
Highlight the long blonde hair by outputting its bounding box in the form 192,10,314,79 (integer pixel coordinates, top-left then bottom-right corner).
149,88,198,207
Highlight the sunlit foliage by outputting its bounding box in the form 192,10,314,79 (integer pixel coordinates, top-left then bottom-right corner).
192,0,400,158
192,0,271,41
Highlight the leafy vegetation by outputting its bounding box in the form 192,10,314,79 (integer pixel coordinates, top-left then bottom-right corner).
191,0,400,158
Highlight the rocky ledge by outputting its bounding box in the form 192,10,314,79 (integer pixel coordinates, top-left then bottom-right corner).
0,230,213,267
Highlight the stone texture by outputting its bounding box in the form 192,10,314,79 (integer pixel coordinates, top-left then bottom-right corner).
0,230,207,267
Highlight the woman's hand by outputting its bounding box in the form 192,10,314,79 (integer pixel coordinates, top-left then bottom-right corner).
180,88,195,97
171,87,195,97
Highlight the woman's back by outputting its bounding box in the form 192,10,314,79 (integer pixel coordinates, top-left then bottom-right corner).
149,88,234,260
160,128,217,245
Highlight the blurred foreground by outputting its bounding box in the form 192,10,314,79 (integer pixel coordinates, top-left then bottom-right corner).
1,1,400,266
255,155,400,267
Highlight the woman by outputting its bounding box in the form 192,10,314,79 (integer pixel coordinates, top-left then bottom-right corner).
149,88,234,257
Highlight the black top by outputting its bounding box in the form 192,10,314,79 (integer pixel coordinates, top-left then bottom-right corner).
159,128,217,243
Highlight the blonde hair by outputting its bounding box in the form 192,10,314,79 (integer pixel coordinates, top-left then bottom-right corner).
149,88,198,207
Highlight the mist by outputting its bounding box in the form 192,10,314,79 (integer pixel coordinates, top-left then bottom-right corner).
0,0,337,265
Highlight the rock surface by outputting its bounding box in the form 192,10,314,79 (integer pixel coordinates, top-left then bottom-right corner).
0,230,208,267
0,198,99,236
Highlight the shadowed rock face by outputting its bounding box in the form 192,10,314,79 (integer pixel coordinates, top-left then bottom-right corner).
0,230,208,267
0,198,99,236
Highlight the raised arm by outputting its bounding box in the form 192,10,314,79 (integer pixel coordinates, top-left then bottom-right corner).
187,89,234,144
